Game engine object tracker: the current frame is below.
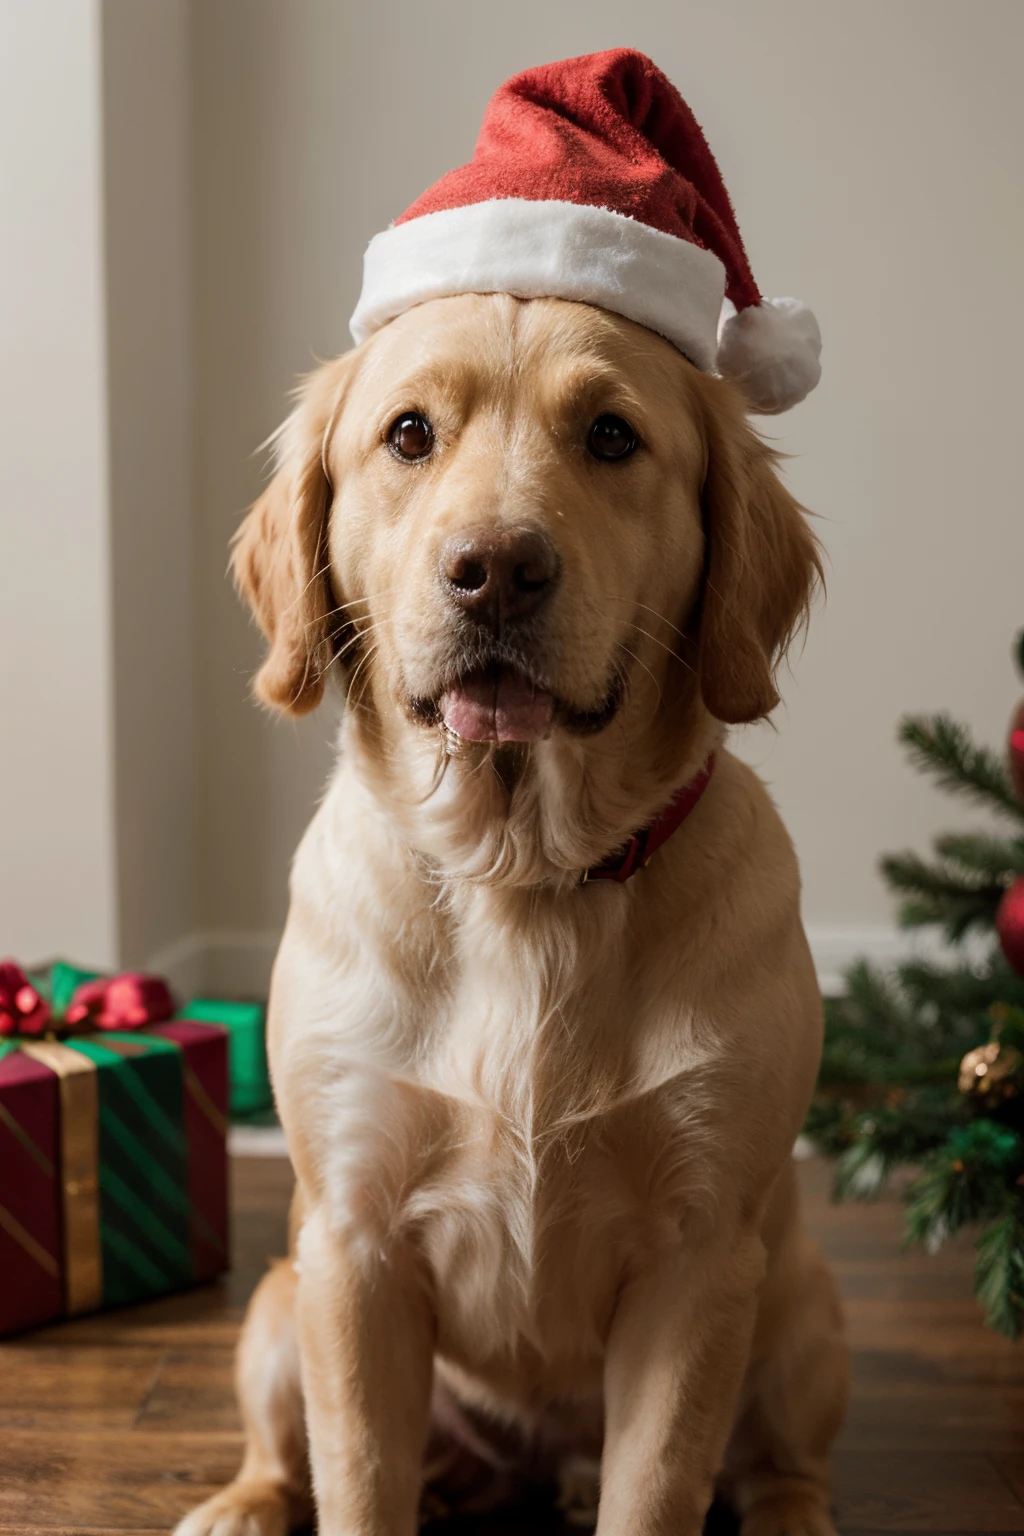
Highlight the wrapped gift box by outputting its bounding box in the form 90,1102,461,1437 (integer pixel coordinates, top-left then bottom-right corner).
0,964,229,1337
176,998,272,1119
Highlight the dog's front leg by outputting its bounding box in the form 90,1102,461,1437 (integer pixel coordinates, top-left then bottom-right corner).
296,1204,435,1536
597,1227,766,1536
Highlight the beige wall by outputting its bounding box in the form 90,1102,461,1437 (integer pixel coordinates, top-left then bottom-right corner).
0,1,119,966
0,0,196,973
191,0,1024,983
103,0,197,969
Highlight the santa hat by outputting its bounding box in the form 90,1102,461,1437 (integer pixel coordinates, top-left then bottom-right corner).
349,49,821,414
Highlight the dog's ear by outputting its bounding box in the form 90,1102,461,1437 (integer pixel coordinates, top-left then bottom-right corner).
232,358,352,715
695,382,823,725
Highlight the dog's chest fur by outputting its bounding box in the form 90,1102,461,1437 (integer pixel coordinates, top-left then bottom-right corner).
293,808,724,1395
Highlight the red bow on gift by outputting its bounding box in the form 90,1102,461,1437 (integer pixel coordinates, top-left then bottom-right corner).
0,961,176,1037
64,972,176,1029
0,962,51,1036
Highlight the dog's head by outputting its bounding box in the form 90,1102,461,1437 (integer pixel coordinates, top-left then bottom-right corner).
234,295,820,882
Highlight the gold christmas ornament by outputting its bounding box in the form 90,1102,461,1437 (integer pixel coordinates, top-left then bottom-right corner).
958,1040,1022,1102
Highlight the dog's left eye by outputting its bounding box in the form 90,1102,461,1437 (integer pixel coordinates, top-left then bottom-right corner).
586,414,639,462
387,411,434,462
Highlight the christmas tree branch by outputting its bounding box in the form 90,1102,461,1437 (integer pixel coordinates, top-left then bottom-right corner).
882,850,1007,904
897,895,1004,942
934,833,1024,881
900,961,1024,1046
975,1206,1024,1340
899,714,1024,823
880,849,1007,939
904,1122,1023,1250
830,1088,967,1199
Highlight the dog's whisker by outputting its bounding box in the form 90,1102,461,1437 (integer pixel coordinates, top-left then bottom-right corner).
290,557,334,616
618,642,663,709
623,622,695,677
346,636,386,709
606,595,691,645
314,626,379,684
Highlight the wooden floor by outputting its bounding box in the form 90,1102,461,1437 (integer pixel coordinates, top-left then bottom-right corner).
3,1156,1024,1536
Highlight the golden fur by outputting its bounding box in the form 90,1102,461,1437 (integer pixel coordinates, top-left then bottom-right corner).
176,294,846,1536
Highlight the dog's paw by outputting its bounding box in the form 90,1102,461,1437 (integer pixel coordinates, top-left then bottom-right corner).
557,1455,601,1528
740,1492,838,1536
172,1479,290,1536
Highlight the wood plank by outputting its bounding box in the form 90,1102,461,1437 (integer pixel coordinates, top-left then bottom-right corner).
0,1344,166,1430
134,1346,239,1432
842,1375,1024,1452
841,1297,1024,1362
833,1450,1024,1531
995,1459,1024,1509
0,1529,177,1536
0,1428,243,1531
23,1283,245,1350
0,1528,174,1535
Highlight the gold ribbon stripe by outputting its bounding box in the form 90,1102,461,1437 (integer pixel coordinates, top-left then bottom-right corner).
19,1040,103,1316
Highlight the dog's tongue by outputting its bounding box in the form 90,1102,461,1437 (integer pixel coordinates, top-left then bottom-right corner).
441,669,553,744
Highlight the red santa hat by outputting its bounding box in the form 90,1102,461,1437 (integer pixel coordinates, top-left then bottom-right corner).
350,49,821,414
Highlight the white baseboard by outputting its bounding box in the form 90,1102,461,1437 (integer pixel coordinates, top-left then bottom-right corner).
146,928,279,999
229,1125,290,1158
806,922,979,996
807,924,915,997
150,922,944,1003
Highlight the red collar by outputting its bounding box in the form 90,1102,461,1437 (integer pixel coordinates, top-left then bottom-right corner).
582,754,716,885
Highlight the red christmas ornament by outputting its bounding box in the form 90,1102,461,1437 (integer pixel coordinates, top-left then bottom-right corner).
998,877,1024,977
1009,698,1024,804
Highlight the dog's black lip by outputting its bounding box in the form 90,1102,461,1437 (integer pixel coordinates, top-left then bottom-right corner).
557,670,625,735
407,659,624,739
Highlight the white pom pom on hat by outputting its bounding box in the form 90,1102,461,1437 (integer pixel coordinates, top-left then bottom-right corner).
350,48,821,414
717,297,823,415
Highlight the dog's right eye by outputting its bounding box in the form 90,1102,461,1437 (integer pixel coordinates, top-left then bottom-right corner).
586,414,639,462
387,412,434,462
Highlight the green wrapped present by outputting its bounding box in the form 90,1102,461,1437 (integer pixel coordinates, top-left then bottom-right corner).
60,1031,193,1308
176,997,272,1119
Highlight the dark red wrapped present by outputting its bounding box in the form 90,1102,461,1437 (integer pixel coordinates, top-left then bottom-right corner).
0,1044,63,1333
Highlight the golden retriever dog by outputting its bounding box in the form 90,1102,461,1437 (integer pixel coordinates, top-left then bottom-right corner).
176,292,847,1536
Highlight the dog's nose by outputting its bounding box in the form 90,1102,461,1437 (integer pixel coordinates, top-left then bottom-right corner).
440,526,560,631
